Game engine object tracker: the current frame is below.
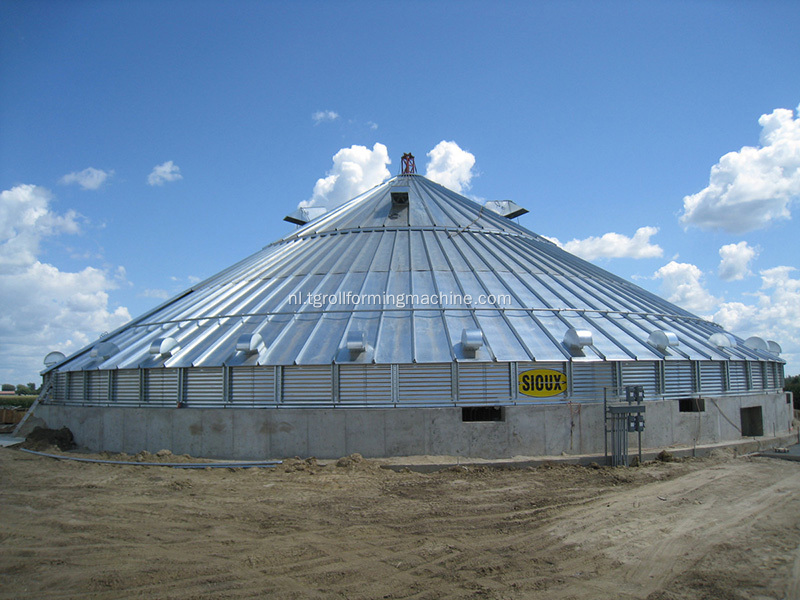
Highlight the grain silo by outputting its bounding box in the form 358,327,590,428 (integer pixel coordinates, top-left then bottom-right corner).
29,156,791,459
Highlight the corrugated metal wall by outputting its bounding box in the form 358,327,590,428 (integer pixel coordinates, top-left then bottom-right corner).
67,371,84,403
46,358,784,408
114,369,140,404
664,362,694,398
571,362,616,400
398,364,452,403
230,366,275,406
457,363,511,402
184,367,224,406
283,366,332,403
699,361,725,394
620,361,659,399
729,361,749,392
87,371,109,403
146,369,179,403
750,362,764,390
339,364,392,404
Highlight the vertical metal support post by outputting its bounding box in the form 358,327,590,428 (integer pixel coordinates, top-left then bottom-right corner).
566,361,574,397
332,364,340,405
139,369,147,404
391,364,399,405
177,368,185,407
511,362,519,402
722,361,730,392
604,387,608,464
274,366,282,405
451,362,459,404
222,365,231,404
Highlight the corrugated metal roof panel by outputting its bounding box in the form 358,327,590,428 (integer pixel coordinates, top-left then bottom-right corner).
48,174,782,373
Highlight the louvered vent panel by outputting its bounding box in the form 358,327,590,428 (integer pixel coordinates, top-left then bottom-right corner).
184,367,223,404
750,363,764,390
53,372,67,403
114,370,140,404
67,372,84,403
620,361,658,400
457,363,511,401
339,365,392,404
765,363,777,389
664,362,694,398
699,361,725,394
398,363,452,402
571,362,615,400
147,369,179,404
230,367,275,405
728,362,748,392
283,366,333,403
86,371,109,403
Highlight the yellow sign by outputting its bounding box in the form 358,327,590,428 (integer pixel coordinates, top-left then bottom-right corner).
518,369,567,397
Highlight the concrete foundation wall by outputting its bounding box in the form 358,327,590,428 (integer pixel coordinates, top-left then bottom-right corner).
32,393,793,460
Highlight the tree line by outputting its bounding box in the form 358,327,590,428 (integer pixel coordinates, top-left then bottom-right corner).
1,383,39,396
786,375,800,408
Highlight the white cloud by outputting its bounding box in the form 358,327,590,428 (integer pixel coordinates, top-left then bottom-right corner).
367,121,378,130
718,241,759,281
0,184,130,384
713,266,800,374
60,167,113,190
425,140,476,193
653,261,720,316
551,226,663,260
312,110,339,125
301,143,391,209
0,184,81,268
680,103,800,232
147,161,183,186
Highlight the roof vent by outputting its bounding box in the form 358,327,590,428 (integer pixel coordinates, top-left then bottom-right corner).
236,333,264,356
90,341,120,361
43,351,66,368
390,186,410,207
461,328,483,358
149,337,179,357
283,206,327,226
708,332,736,348
744,336,769,352
400,153,416,175
563,328,593,354
346,330,367,359
648,330,679,352
767,340,782,355
484,200,529,219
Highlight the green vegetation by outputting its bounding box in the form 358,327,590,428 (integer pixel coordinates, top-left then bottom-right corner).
0,396,36,409
786,375,800,409
2,382,39,395
1,382,40,409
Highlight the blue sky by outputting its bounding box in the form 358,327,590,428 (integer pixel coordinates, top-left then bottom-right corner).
2,0,799,384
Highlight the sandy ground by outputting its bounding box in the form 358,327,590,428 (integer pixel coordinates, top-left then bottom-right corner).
1,447,800,600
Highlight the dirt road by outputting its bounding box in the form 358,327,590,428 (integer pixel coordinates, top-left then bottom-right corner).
1,447,799,599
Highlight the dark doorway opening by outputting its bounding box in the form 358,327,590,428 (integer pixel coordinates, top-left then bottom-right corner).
679,398,705,412
462,406,505,422
740,406,764,437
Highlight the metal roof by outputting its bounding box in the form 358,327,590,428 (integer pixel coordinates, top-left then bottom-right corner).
50,174,782,372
